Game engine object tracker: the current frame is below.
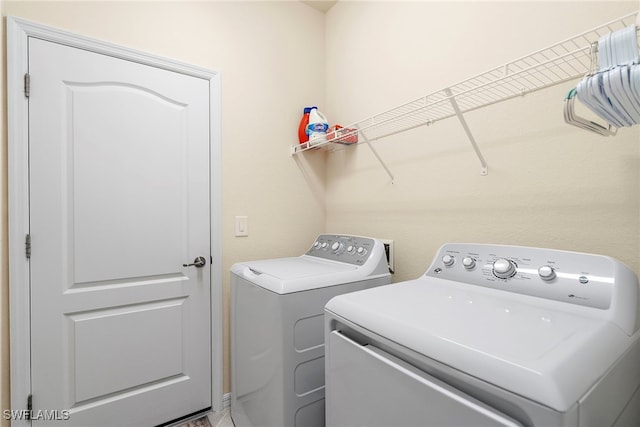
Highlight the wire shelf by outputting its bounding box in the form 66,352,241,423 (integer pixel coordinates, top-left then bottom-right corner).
291,11,639,167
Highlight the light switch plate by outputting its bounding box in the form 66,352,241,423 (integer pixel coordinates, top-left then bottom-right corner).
235,216,248,237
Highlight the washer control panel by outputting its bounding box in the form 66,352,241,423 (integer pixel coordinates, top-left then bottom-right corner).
306,234,376,266
425,243,635,310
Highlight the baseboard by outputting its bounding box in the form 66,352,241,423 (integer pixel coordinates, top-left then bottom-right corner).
223,392,231,409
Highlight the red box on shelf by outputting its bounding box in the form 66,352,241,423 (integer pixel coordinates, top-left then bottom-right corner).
327,125,358,145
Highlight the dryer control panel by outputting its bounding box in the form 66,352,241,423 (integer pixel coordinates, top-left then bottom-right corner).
426,243,638,315
306,234,377,266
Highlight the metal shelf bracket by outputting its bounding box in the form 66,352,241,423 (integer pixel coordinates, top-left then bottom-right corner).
358,127,395,183
445,88,489,176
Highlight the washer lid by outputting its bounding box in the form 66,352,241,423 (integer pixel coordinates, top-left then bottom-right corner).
325,277,634,412
243,256,355,279
231,256,385,294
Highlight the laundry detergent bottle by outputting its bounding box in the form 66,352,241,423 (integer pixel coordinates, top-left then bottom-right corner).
298,106,316,144
306,107,329,145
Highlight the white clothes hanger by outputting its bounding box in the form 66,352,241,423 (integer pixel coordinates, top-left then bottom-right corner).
570,24,640,133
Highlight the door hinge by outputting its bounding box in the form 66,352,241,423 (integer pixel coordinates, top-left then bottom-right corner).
27,394,32,419
25,234,31,259
24,73,30,98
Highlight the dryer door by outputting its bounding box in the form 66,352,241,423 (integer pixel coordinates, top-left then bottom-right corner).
326,331,523,427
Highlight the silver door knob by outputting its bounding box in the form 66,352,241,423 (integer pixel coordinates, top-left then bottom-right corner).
183,256,207,268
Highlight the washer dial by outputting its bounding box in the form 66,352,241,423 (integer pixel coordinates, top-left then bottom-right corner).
462,257,476,270
493,258,517,279
442,255,455,266
538,265,556,281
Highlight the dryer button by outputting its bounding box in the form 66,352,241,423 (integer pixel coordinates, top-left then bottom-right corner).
538,265,556,281
462,257,476,269
442,255,455,266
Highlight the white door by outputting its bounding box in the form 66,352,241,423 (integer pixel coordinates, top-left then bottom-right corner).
28,37,211,426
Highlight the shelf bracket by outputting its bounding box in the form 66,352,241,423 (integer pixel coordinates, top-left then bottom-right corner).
445,88,489,176
358,127,395,183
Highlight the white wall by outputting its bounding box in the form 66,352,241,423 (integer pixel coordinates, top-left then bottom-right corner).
324,1,640,282
0,1,326,419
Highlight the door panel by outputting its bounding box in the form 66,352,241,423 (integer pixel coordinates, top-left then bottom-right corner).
72,298,185,401
70,83,189,283
29,37,211,425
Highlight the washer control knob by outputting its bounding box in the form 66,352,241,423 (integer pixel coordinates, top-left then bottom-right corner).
347,245,356,254
321,242,328,249
462,257,476,270
538,265,556,281
442,255,455,266
331,242,344,253
313,241,321,249
493,258,516,279
356,247,367,256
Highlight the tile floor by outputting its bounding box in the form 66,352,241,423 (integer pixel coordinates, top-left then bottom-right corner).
208,409,234,427
174,408,234,427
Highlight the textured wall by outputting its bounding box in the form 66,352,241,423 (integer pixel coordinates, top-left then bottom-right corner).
325,1,640,282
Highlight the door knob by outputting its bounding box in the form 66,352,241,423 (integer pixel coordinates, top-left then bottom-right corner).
183,256,207,268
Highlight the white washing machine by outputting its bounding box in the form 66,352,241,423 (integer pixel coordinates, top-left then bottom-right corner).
325,243,640,427
231,234,391,427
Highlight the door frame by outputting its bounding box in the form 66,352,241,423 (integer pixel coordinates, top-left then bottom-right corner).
7,16,224,423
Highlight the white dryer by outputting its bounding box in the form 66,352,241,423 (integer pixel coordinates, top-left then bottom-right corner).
325,243,640,427
231,234,391,427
